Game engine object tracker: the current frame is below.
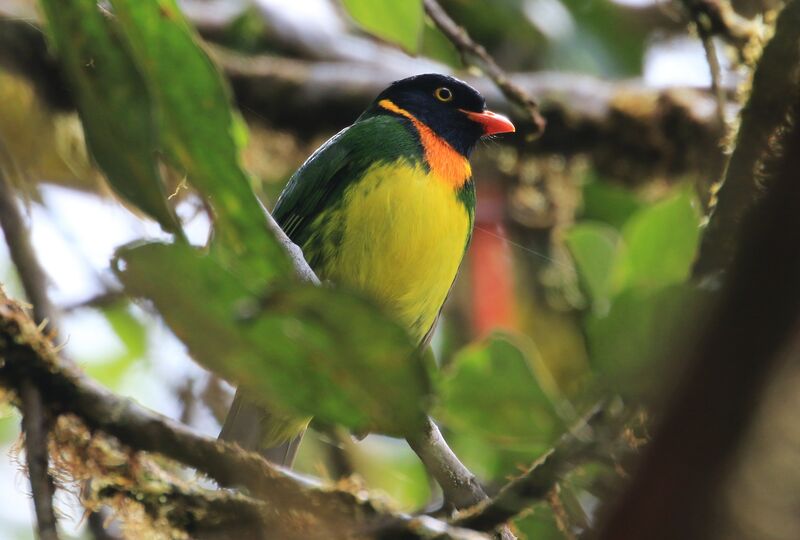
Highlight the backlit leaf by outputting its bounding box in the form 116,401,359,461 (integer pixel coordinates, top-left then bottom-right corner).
116,241,430,437
38,0,179,232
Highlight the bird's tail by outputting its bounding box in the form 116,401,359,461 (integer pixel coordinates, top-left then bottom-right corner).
219,388,308,468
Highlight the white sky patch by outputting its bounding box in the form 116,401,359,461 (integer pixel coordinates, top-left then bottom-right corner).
612,0,658,6
644,36,714,87
524,0,576,41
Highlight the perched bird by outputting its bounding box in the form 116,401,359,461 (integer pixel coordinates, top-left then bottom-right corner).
220,73,515,465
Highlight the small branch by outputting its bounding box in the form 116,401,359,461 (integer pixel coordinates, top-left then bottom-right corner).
20,379,60,540
423,0,545,137
693,13,727,125
0,290,488,539
407,419,517,540
407,418,487,510
452,402,619,532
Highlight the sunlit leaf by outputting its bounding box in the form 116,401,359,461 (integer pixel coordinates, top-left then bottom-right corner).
110,0,293,286
565,222,620,315
38,0,179,232
437,333,561,450
115,242,430,436
341,0,424,53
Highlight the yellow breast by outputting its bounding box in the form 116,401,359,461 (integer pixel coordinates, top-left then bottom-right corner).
314,159,472,343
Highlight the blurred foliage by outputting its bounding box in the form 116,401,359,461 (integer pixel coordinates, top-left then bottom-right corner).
569,185,704,393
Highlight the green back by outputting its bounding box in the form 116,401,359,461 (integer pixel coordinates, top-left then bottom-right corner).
272,115,422,248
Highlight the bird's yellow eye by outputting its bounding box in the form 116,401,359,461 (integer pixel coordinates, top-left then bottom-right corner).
434,87,453,102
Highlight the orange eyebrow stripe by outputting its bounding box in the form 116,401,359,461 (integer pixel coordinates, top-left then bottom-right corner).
379,99,472,189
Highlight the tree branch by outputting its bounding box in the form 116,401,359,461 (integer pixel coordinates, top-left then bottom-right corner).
694,0,800,279
407,418,488,510
597,18,800,540
422,0,545,137
0,150,61,540
452,402,623,532
0,289,490,540
19,379,60,540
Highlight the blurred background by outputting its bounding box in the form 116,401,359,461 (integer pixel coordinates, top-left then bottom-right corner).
0,0,788,538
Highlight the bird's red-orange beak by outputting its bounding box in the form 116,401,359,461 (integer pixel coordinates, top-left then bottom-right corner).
461,109,515,136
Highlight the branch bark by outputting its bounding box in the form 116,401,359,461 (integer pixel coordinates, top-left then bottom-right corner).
0,289,489,540
694,0,800,279
407,418,488,510
597,13,800,538
0,153,61,540
19,380,59,540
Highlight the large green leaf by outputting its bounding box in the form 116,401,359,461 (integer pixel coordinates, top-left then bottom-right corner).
436,333,561,451
341,0,424,53
615,190,701,290
585,283,699,392
115,242,429,436
109,0,292,286
565,222,620,315
38,0,179,233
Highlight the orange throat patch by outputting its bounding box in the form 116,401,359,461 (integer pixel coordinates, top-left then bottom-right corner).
379,99,472,188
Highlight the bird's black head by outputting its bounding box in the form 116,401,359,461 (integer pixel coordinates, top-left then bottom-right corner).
367,74,514,157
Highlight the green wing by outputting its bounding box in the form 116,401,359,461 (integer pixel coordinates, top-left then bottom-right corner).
272,114,421,249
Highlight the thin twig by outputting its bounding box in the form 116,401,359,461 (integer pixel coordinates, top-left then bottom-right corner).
0,146,56,326
422,0,546,137
0,152,61,540
452,402,616,532
20,379,60,540
695,18,727,126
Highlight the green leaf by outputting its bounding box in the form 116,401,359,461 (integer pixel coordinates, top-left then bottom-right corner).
586,283,699,392
437,333,561,450
115,242,429,436
615,190,701,290
38,0,179,233
341,0,424,53
109,0,293,286
565,222,620,315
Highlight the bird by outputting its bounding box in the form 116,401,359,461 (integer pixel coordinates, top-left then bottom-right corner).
220,73,515,466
